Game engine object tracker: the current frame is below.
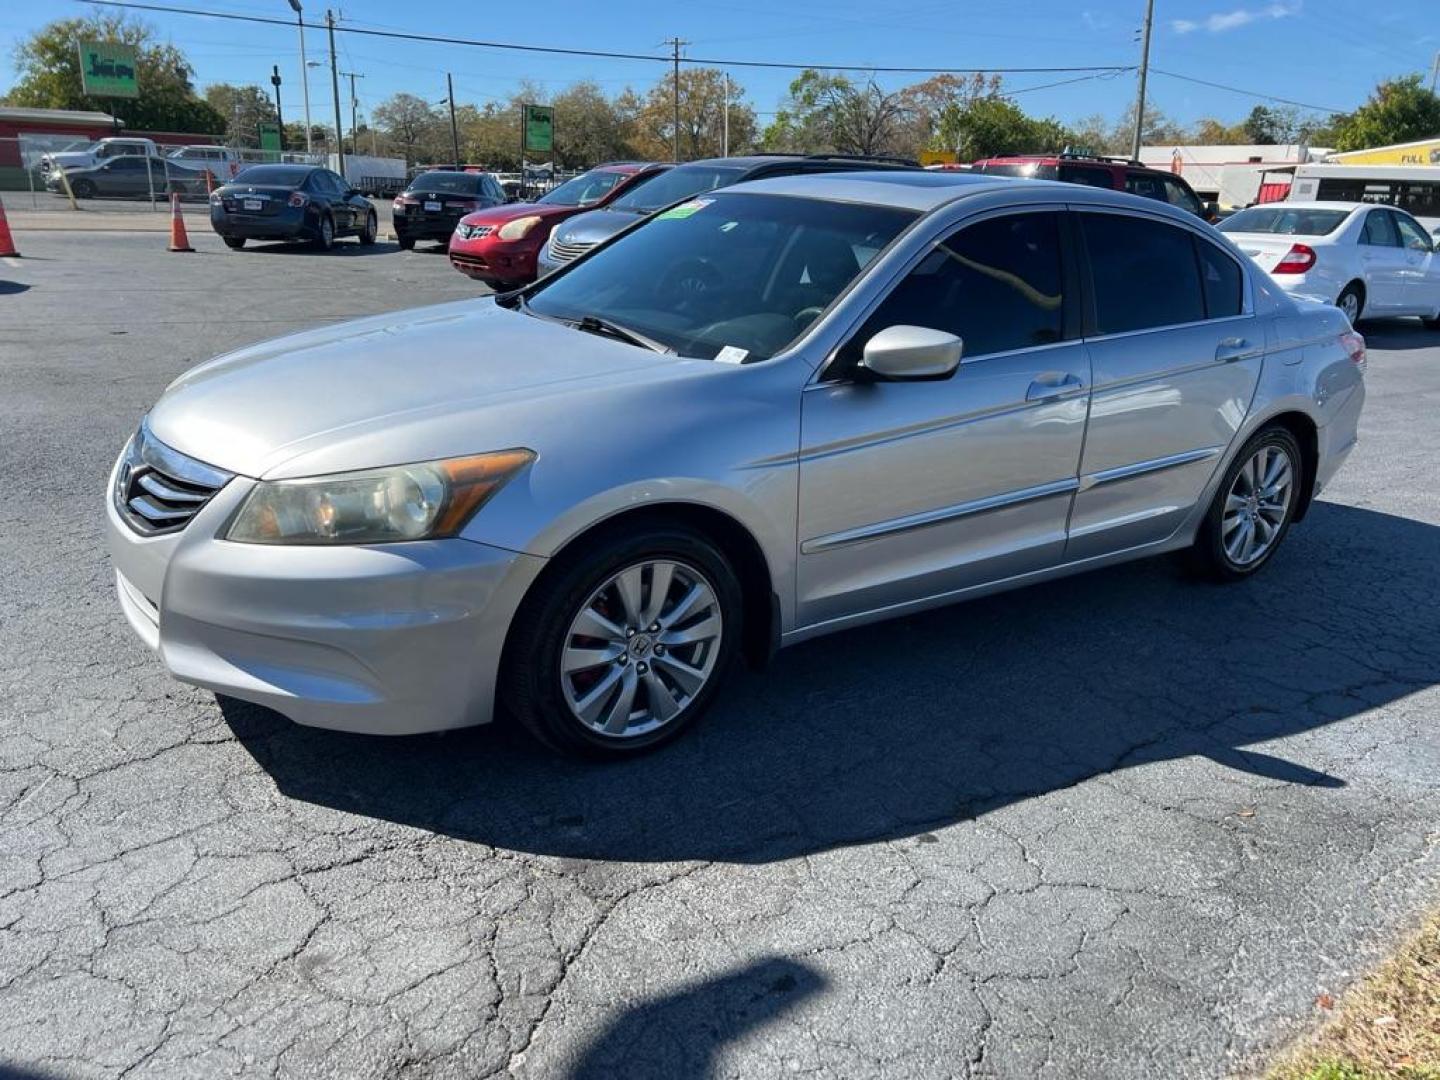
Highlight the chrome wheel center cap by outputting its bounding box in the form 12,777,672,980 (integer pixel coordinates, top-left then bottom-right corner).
628,634,654,660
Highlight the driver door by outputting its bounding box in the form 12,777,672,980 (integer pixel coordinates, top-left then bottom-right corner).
795,208,1091,628
1391,210,1438,315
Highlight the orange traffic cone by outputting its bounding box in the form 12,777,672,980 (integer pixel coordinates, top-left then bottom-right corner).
167,192,194,253
0,200,19,258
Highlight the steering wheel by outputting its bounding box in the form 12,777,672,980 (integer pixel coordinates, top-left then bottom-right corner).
793,306,826,331
660,256,723,307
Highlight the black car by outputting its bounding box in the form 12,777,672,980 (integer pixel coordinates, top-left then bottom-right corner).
392,170,508,250
47,156,210,200
210,164,378,251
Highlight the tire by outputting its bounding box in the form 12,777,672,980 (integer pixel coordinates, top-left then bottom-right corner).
396,235,415,251
1336,283,1364,324
222,236,246,250
1189,426,1303,582
313,213,335,251
70,179,95,199
501,525,743,758
1423,313,1440,330
358,210,377,245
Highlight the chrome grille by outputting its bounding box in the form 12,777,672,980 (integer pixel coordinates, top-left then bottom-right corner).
115,425,232,536
546,236,595,265
457,223,493,240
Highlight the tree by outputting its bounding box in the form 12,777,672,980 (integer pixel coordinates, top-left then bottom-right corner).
942,96,1071,159
1330,75,1440,153
4,13,224,134
372,92,442,165
1192,117,1249,144
627,69,757,161
203,83,275,148
895,73,1002,153
550,80,632,169
763,71,911,156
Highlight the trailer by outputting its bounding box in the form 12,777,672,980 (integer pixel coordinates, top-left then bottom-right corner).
329,154,406,197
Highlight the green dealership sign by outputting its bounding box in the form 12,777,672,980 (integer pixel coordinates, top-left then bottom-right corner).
78,41,139,99
523,104,554,154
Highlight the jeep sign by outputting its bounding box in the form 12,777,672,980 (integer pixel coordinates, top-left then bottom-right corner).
78,41,140,99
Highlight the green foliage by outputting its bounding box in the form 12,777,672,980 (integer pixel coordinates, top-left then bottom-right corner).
203,83,276,148
940,96,1070,158
1331,75,1440,152
4,13,224,134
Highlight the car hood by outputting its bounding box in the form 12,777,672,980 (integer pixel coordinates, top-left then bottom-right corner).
552,207,646,246
44,152,92,170
146,299,694,480
457,201,576,226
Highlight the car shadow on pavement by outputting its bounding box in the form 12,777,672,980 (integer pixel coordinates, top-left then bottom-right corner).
233,241,401,257
1356,318,1440,351
223,502,1440,864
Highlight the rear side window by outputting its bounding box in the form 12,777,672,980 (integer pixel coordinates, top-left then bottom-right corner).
853,211,1066,358
1196,240,1244,318
1081,213,1205,334
1058,164,1114,188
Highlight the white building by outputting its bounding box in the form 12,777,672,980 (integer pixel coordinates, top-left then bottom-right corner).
1137,143,1330,210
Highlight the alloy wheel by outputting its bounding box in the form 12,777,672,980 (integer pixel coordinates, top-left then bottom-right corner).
1338,290,1360,322
559,559,723,739
1221,444,1294,566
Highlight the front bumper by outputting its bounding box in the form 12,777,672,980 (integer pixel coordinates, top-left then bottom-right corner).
105,455,546,735
394,213,465,241
448,237,541,284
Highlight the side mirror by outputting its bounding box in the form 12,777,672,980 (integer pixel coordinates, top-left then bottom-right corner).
858,325,963,381
1203,200,1220,221
1408,237,1431,253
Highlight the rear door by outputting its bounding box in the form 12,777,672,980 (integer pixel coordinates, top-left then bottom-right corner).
1357,207,1406,310
1068,208,1260,560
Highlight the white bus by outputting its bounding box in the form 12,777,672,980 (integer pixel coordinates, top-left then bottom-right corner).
1257,163,1440,232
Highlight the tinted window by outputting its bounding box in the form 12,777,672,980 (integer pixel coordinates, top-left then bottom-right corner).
1393,212,1431,250
406,171,485,195
1082,213,1205,334
1219,206,1350,235
234,166,310,187
1124,173,1165,201
1196,240,1243,318
851,212,1065,359
1161,176,1203,216
1361,210,1399,246
526,192,915,362
608,165,743,212
1058,164,1115,188
108,158,145,171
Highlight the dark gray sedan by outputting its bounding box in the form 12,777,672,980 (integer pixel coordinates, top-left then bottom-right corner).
210,164,378,251
46,156,210,200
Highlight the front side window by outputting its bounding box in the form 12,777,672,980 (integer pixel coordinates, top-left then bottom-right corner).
524,192,915,362
846,212,1066,361
1124,173,1166,201
1393,212,1431,251
1161,176,1203,216
1081,212,1205,334
1361,209,1399,247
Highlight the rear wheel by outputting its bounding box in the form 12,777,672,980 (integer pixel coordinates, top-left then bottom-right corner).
358,210,377,245
313,213,335,251
502,527,742,757
396,235,415,251
70,178,95,199
222,236,246,250
1189,426,1302,581
1337,283,1364,324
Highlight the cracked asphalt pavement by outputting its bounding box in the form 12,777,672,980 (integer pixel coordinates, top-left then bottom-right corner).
1,231,1438,1079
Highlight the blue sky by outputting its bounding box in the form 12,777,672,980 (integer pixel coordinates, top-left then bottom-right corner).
3,0,1436,133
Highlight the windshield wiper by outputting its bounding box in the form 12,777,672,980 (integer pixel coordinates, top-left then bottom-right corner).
572,315,674,355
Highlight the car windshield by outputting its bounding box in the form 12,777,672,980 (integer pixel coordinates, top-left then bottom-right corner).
608,165,745,212
233,166,308,187
977,161,1057,179
537,170,629,207
522,191,916,363
1219,206,1351,235
407,171,486,194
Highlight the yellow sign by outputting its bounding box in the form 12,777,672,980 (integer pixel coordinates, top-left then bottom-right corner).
1329,138,1440,166
920,149,958,166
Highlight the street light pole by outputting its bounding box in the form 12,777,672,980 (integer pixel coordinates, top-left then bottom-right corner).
286,0,312,153
722,72,729,158
270,64,285,152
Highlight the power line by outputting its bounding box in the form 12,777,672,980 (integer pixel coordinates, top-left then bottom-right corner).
1150,69,1346,115
76,1,1135,75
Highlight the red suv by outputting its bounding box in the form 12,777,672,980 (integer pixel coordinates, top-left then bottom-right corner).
971,152,1214,221
449,162,666,289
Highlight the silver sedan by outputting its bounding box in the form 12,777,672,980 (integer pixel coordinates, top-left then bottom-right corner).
106,173,1366,756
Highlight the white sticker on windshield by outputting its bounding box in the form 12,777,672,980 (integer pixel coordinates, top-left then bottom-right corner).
714,345,749,365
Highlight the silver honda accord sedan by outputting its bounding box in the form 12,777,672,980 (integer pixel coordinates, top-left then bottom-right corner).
106,172,1366,756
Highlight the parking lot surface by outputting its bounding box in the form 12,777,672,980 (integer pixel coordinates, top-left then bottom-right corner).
1,229,1438,1079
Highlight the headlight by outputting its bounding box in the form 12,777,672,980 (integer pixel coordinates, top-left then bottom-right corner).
224,449,534,545
497,215,542,241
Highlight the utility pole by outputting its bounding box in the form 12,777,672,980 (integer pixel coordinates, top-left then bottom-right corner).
447,73,461,167
340,70,365,156
663,37,688,163
1130,0,1154,161
287,0,313,153
326,10,344,175
1430,50,1440,94
270,64,285,152
722,72,729,158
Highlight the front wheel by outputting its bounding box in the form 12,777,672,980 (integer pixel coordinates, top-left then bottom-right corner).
222,236,245,250
358,210,377,245
1189,426,1302,581
501,527,742,757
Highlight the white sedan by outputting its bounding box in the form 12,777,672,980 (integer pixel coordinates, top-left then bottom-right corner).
1219,200,1440,328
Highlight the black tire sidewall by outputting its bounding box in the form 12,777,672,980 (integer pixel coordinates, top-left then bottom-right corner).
1198,427,1303,580
1338,284,1363,323
360,211,377,244
315,214,334,250
503,527,743,758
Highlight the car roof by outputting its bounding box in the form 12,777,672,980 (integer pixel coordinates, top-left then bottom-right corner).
725,169,1215,225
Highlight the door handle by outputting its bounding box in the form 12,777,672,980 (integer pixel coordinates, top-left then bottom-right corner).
1025,372,1085,401
1215,337,1251,362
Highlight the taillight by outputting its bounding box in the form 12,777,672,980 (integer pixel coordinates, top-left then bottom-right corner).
288,191,308,208
1340,330,1367,372
1272,243,1316,274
